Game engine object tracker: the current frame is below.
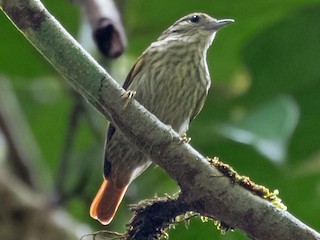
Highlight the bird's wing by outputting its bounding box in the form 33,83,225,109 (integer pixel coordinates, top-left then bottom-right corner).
122,56,144,90
107,56,145,142
190,91,207,123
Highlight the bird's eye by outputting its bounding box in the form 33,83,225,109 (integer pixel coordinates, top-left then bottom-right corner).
190,15,201,23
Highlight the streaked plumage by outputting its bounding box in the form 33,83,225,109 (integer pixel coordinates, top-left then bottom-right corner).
90,12,234,225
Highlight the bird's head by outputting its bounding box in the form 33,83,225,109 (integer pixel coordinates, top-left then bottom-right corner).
158,13,234,47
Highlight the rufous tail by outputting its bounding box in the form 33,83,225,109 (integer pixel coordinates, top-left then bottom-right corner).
90,179,128,225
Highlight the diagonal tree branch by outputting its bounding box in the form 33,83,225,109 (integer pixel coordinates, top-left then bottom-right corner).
1,0,319,239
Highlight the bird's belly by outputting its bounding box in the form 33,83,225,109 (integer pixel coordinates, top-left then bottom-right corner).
138,77,206,134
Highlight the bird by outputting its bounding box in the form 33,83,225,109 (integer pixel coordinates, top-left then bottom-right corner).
90,12,234,225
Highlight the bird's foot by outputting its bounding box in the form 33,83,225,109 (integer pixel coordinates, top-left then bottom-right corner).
178,133,191,144
121,90,136,108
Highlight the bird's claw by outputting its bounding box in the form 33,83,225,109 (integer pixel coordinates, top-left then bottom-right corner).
178,133,191,144
121,90,136,108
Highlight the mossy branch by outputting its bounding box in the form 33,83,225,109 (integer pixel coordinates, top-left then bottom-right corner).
1,0,320,239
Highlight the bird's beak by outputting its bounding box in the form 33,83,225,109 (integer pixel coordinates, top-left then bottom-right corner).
208,19,234,30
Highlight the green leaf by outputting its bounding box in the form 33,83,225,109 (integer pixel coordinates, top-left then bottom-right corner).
216,96,299,164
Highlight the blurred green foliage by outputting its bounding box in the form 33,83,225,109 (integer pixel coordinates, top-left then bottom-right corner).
1,0,320,239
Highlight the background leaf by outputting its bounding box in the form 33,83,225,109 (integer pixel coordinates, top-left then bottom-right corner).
216,95,299,164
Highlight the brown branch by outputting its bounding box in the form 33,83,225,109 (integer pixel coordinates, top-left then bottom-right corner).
0,0,319,239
